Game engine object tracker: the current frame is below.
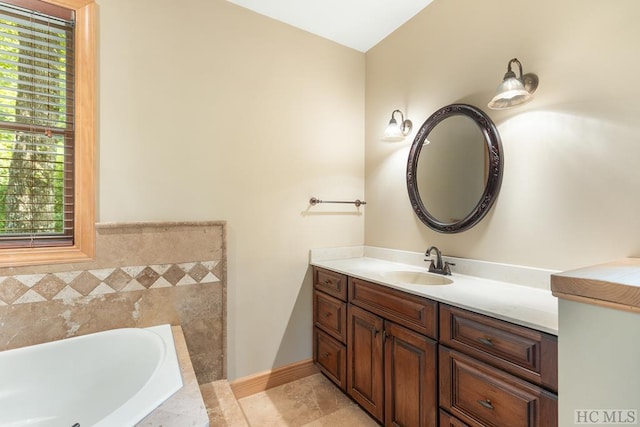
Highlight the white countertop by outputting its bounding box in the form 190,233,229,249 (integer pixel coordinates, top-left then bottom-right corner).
311,248,558,335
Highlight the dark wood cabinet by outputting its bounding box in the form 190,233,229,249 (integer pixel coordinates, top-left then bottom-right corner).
348,280,438,426
312,266,558,427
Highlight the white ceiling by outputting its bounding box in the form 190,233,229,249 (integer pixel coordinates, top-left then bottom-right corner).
226,0,435,52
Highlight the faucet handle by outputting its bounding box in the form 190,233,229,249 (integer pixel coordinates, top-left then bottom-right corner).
443,261,456,275
426,259,438,273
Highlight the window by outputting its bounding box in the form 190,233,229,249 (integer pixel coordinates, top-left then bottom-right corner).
0,0,94,267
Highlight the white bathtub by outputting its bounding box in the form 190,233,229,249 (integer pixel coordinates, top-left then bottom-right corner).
0,324,183,427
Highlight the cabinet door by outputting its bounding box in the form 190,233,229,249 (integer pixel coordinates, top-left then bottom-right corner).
348,304,384,423
385,321,437,427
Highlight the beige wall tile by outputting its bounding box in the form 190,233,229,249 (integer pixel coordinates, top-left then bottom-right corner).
0,222,226,383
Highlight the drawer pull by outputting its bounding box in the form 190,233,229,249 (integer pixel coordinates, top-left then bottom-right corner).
323,312,331,318
477,337,494,346
324,279,331,285
477,399,494,410
322,352,330,358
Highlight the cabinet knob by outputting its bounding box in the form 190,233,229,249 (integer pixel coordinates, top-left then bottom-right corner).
477,337,494,346
372,327,379,337
323,312,331,318
324,279,331,285
322,352,330,358
477,399,494,410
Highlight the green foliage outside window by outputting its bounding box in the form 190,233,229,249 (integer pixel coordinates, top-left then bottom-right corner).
0,11,71,241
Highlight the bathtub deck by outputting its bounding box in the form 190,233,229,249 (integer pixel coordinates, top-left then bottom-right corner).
136,326,209,427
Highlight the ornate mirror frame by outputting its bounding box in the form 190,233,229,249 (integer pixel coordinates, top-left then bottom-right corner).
406,103,503,233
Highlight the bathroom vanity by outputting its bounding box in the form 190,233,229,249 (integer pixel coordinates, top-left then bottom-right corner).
311,248,558,427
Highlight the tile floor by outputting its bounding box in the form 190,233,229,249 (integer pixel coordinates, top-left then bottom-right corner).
202,373,381,426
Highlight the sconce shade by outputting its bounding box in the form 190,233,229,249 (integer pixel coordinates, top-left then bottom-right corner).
488,76,532,109
383,117,404,141
382,109,412,141
488,58,538,110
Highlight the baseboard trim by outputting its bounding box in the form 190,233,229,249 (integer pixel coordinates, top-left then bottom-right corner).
230,358,319,399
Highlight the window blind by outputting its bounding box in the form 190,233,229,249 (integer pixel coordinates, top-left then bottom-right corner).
0,0,74,248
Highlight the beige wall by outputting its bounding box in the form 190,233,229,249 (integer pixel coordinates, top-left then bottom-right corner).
365,0,640,271
97,0,365,379
94,0,640,381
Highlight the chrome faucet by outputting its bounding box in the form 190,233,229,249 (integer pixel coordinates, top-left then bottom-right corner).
425,246,454,275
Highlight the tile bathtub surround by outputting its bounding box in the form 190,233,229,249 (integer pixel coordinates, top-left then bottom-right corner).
0,221,227,384
0,260,221,305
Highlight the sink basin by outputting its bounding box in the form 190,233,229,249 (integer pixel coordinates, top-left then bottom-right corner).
381,270,453,286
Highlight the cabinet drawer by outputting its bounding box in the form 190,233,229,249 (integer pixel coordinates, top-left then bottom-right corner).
349,277,438,338
314,267,347,301
439,347,557,427
314,291,347,343
440,410,470,427
440,305,557,391
314,328,347,391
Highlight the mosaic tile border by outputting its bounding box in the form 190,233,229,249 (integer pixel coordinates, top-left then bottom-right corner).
0,260,221,306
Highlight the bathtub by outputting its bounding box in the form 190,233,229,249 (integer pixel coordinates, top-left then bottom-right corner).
0,324,183,427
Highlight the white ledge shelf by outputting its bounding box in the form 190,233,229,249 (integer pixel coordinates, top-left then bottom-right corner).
551,258,640,313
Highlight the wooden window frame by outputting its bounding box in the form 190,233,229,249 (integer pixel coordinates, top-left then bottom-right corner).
0,0,95,267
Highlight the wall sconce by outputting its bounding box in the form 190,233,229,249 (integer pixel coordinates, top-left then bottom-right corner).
382,109,413,141
488,58,539,110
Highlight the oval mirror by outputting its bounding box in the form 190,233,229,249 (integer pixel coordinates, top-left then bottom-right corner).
407,103,503,233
